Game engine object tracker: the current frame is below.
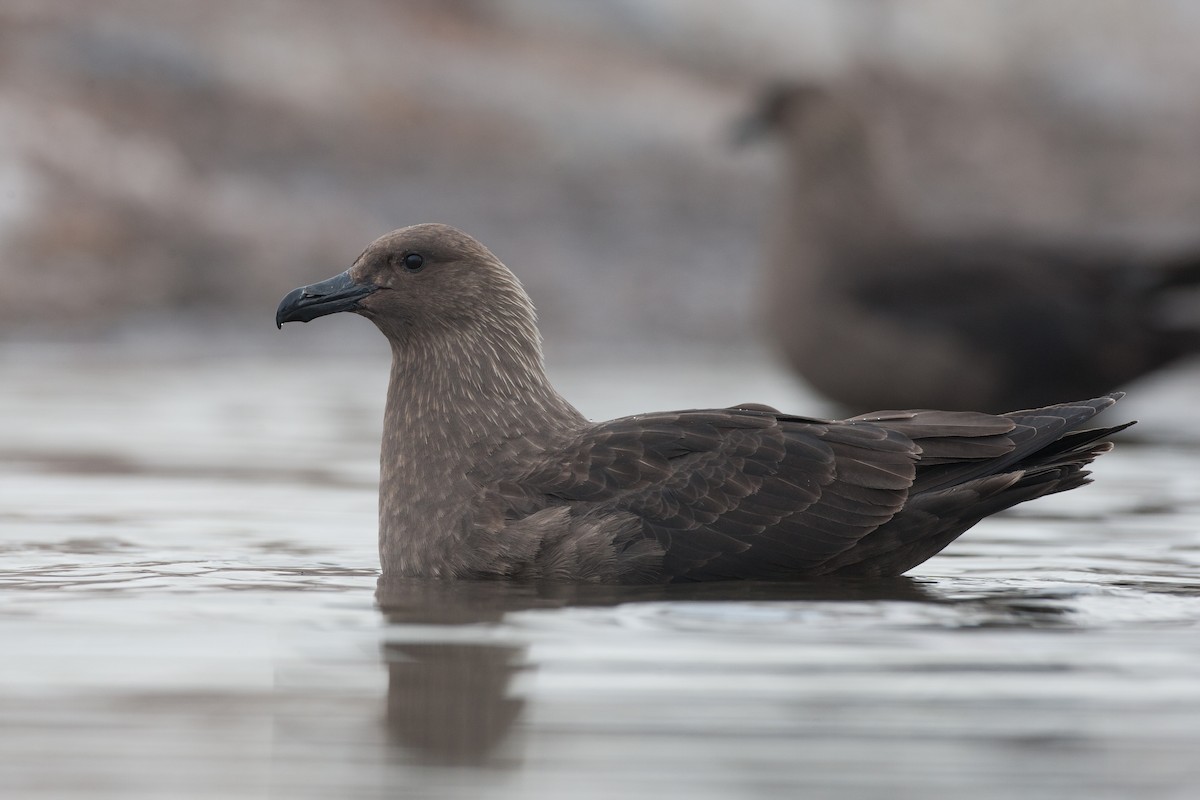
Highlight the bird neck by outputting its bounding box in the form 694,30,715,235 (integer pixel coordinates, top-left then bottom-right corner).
377,330,583,576
779,130,907,258
384,327,582,445
760,128,908,337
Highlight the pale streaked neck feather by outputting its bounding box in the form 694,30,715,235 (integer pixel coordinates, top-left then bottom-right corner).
377,300,584,576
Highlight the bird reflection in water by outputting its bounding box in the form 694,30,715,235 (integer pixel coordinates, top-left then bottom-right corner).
381,640,526,767
375,578,548,768
372,575,960,767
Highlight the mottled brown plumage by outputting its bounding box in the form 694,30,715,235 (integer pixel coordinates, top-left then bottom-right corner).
739,82,1200,413
277,224,1130,583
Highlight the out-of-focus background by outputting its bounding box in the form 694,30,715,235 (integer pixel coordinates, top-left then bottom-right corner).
4,3,1200,799
6,0,1200,352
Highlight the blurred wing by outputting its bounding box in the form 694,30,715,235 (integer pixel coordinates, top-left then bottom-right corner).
847,244,1127,387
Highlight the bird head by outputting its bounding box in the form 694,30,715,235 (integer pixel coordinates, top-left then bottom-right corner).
276,224,541,349
731,81,867,161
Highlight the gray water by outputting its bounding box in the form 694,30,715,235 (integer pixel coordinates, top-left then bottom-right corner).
2,343,1199,799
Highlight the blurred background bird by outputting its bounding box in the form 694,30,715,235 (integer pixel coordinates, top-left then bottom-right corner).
734,81,1200,413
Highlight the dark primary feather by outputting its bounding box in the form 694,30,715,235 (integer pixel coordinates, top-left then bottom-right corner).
476,394,1128,583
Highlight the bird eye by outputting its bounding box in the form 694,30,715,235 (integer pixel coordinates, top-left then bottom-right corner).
402,253,424,272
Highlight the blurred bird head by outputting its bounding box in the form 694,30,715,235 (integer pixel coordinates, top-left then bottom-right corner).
731,81,868,164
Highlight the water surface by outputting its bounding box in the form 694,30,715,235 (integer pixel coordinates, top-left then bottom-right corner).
2,344,1199,799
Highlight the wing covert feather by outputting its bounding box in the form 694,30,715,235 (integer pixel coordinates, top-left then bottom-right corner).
489,410,921,580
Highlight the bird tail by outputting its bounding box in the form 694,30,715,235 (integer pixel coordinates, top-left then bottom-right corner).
824,395,1132,578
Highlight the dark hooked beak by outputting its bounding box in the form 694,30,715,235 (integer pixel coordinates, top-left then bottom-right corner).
276,270,378,328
